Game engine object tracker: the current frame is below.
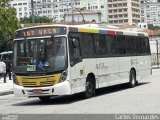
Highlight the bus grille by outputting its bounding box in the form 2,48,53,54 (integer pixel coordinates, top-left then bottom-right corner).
22,81,55,87
16,74,61,87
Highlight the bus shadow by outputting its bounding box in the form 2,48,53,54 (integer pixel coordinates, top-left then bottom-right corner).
95,82,149,97
12,82,150,106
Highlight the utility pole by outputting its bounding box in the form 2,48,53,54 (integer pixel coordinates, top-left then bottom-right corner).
31,0,35,23
71,0,74,24
156,40,159,67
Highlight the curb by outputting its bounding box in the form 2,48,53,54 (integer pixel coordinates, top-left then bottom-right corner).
0,91,13,96
152,67,160,69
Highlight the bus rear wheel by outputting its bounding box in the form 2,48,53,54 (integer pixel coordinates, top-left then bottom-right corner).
129,70,136,88
39,96,51,102
83,76,95,99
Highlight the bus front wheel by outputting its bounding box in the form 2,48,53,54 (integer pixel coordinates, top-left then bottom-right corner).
129,70,136,88
83,76,95,99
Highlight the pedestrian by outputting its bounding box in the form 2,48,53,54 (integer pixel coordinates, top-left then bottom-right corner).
0,59,6,83
4,58,12,80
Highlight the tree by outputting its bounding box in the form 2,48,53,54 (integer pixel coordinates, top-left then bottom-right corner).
0,0,20,52
20,16,53,24
148,24,160,30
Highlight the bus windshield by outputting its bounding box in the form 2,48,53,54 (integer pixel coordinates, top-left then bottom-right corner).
14,37,67,74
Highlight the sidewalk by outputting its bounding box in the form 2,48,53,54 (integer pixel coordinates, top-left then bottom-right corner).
0,77,13,96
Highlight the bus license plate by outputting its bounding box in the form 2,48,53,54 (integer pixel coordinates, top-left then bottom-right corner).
32,89,42,94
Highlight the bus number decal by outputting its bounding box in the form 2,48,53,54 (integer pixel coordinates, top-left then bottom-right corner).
96,63,108,70
27,65,36,71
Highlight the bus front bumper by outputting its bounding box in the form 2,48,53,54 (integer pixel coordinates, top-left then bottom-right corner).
14,80,71,97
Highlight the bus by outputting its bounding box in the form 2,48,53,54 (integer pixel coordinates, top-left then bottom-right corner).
13,24,151,101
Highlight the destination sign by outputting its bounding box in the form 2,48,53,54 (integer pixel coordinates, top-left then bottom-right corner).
15,27,67,38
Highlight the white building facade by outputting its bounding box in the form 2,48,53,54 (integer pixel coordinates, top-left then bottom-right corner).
10,0,81,22
10,0,31,19
33,0,81,22
140,1,160,26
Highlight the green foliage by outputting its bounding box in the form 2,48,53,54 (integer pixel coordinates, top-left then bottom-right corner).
0,0,20,52
148,24,160,30
20,16,53,24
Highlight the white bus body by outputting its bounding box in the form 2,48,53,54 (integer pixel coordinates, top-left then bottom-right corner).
13,25,152,100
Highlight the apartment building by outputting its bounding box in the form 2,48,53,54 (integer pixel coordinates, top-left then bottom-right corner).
10,0,80,22
107,0,140,25
10,0,30,19
33,0,80,22
141,1,160,26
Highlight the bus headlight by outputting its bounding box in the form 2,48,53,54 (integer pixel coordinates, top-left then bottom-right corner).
13,75,19,85
59,70,68,83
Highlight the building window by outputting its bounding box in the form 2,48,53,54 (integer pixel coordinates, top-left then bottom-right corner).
24,7,27,11
108,10,112,13
19,13,22,17
124,19,128,22
18,3,22,5
19,8,22,11
101,5,104,8
114,9,117,12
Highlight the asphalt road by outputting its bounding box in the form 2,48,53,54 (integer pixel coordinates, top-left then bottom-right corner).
0,69,160,114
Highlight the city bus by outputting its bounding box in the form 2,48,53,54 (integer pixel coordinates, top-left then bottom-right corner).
13,24,151,101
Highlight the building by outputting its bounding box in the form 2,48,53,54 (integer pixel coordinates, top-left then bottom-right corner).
64,9,101,23
10,0,81,22
10,0,30,19
33,0,81,22
140,1,160,26
107,0,140,26
80,0,107,22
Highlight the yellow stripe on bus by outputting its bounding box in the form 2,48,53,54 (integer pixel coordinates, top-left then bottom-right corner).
79,28,99,33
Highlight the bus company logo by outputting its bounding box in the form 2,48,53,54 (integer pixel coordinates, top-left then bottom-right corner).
37,81,40,86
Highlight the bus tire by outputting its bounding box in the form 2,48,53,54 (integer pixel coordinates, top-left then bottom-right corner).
83,76,95,99
129,70,136,88
39,96,51,102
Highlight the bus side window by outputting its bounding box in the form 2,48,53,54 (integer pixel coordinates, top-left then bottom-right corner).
69,37,81,66
106,35,117,56
145,37,151,55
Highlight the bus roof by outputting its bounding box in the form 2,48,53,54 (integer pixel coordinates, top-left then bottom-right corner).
16,24,148,37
